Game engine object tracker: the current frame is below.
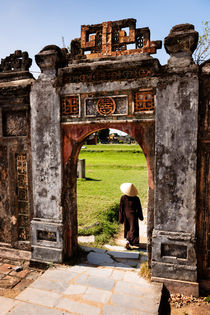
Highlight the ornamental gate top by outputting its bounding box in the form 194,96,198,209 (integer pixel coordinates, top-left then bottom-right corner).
70,18,162,60
0,50,32,72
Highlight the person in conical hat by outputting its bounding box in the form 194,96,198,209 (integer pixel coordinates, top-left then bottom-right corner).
119,183,144,249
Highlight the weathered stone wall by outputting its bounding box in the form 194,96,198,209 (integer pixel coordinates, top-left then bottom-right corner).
196,60,210,289
0,142,10,243
0,69,33,249
152,24,199,296
153,72,198,279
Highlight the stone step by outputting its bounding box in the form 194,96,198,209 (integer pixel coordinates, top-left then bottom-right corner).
0,245,31,261
107,250,140,260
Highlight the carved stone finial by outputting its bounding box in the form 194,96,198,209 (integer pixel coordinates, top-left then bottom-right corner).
164,24,198,67
70,38,82,57
0,50,32,72
35,45,67,73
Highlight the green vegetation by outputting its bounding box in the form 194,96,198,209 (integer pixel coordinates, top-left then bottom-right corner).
139,262,152,280
78,202,120,245
193,21,209,64
77,144,148,244
204,295,210,303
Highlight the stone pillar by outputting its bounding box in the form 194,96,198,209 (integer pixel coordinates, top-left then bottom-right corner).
30,46,64,263
77,159,85,178
152,24,199,296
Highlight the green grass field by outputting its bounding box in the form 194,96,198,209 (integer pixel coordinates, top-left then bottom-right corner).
77,144,148,243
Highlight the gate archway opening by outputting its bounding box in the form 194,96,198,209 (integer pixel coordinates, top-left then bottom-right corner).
77,128,148,253
62,122,155,265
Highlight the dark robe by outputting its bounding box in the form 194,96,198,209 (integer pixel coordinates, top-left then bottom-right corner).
119,194,144,245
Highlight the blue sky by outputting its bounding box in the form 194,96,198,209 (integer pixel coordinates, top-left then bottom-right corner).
0,0,209,75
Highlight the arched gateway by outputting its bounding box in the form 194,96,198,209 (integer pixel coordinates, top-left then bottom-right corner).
0,19,209,296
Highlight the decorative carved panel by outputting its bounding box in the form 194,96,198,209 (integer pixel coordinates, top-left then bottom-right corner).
75,18,161,60
63,66,151,84
85,96,128,117
61,96,79,116
16,154,30,241
2,111,27,137
134,91,154,112
97,97,116,116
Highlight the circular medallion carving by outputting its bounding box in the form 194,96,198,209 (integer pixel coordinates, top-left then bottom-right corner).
97,97,116,116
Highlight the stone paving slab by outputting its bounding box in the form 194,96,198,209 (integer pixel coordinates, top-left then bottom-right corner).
64,283,86,295
16,287,61,307
113,262,133,269
56,297,101,315
87,252,114,265
111,293,160,313
7,301,71,315
30,277,70,293
66,264,90,273
83,287,112,303
8,256,162,315
114,280,147,296
83,245,143,269
115,259,139,268
123,270,152,285
107,250,140,260
110,269,125,280
40,268,78,282
85,266,113,277
0,296,19,315
88,275,115,291
104,304,138,315
74,273,88,285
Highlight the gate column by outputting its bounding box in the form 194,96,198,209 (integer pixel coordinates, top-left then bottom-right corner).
30,46,64,263
152,24,199,296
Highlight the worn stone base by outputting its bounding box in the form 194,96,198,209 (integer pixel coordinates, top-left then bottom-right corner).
31,245,63,263
199,279,210,295
151,276,199,297
152,260,197,282
0,244,31,261
29,258,52,270
31,220,63,263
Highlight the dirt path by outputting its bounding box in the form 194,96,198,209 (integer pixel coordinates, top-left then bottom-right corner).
171,304,210,314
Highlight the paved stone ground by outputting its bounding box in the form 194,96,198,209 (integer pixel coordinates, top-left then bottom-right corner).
0,247,163,315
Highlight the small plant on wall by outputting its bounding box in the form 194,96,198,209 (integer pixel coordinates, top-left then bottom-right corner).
193,21,209,64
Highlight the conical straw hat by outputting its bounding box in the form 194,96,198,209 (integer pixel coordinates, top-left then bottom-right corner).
120,183,138,197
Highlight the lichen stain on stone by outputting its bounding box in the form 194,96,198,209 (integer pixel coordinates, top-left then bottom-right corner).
162,153,171,167
10,216,17,225
38,188,48,197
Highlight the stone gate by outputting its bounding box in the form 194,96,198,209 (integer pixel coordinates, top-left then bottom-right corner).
0,19,209,296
